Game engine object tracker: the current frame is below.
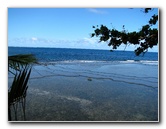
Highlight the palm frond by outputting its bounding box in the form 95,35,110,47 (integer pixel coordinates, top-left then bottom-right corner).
8,54,37,73
8,66,32,121
8,54,36,120
8,66,31,105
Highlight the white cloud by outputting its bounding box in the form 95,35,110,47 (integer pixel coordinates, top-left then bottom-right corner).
83,37,97,44
31,37,38,41
8,37,109,50
87,8,107,14
7,37,158,52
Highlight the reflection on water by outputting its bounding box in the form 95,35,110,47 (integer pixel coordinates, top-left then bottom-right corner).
8,62,158,121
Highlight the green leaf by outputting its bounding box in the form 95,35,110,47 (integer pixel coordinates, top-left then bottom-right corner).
8,54,37,73
8,66,31,105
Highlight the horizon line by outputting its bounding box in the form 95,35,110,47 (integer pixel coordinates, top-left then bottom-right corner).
8,46,158,53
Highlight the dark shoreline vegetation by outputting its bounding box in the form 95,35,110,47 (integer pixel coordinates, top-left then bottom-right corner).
8,48,158,121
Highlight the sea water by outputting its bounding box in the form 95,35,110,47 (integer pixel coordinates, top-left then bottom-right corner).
8,47,158,63
8,47,158,121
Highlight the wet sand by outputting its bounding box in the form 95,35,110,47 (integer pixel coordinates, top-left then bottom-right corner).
8,62,158,121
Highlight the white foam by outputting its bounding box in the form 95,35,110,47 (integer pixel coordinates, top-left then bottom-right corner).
140,60,158,65
39,60,158,66
39,60,107,65
126,60,136,62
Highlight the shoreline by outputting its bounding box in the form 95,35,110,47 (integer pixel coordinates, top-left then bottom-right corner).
8,62,158,121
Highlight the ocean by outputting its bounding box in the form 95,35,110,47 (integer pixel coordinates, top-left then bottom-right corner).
8,47,159,121
8,47,158,63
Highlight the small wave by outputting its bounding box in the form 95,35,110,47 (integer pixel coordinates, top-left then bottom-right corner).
119,60,138,64
140,60,158,65
126,60,137,63
37,60,158,66
38,60,108,65
60,60,102,63
119,60,158,65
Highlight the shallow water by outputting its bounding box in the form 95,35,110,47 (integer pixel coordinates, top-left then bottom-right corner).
8,61,158,121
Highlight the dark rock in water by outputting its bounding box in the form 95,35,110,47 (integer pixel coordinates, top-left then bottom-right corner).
87,78,92,81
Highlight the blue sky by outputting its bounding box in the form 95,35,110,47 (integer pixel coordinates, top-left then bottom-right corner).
8,8,158,52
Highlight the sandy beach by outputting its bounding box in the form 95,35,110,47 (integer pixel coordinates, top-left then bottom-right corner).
8,61,158,121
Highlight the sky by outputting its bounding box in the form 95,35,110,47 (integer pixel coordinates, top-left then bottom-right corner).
8,8,158,52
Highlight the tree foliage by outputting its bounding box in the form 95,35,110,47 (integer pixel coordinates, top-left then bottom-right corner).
91,8,158,56
8,54,37,120
8,66,31,120
8,54,37,74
